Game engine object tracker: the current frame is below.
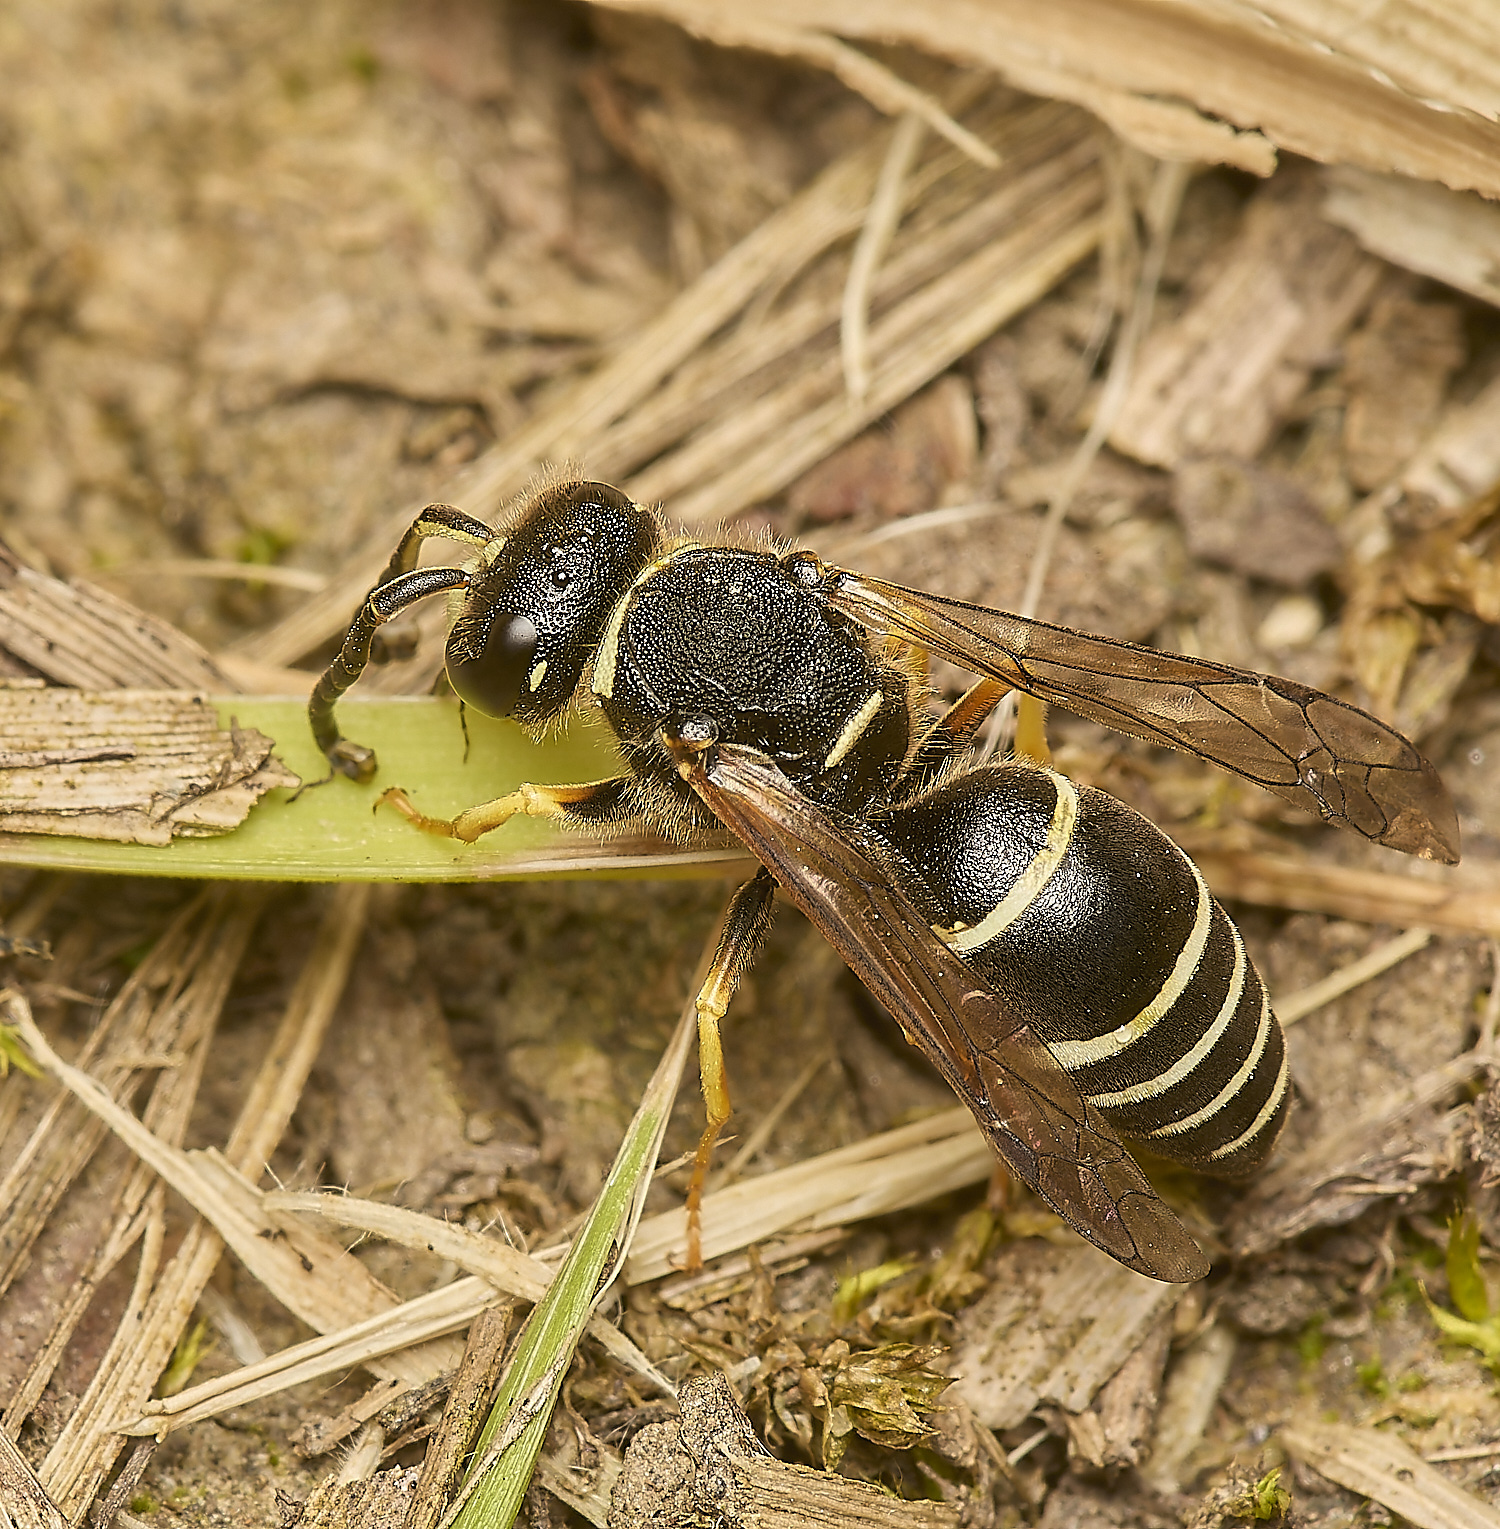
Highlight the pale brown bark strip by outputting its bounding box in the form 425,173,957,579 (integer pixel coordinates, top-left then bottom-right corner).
0,689,295,843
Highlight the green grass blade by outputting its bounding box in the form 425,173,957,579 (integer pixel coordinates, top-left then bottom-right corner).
447,994,698,1528
0,697,747,883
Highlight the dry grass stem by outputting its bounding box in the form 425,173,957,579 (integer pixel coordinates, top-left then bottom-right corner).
0,1427,66,1529
841,112,925,404
4,887,371,1510
246,98,1084,674
626,1107,992,1283
1018,157,1188,621
1192,850,1500,936
1276,927,1434,1027
262,1191,672,1395
104,559,330,594
1282,1421,1500,1529
126,1279,503,1438
0,890,253,1305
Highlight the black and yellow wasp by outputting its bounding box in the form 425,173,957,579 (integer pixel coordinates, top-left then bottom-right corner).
309,477,1459,1282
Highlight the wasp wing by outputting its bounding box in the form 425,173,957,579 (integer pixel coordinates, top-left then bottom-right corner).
667,734,1209,1284
829,571,1458,864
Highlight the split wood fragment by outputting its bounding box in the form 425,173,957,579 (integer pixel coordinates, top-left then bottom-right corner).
0,688,294,843
0,542,228,691
587,0,1500,195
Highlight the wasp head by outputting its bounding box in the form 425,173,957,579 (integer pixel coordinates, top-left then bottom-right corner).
445,480,661,725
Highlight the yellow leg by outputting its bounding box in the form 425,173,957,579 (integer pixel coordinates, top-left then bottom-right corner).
1013,694,1052,767
909,677,1010,780
681,872,778,1271
940,677,1009,743
377,777,628,844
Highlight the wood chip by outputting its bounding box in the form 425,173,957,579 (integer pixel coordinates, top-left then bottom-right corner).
1398,369,1500,515
1325,166,1500,312
1171,459,1341,586
1283,1420,1500,1529
948,1238,1188,1431
611,1373,961,1529
0,543,229,691
0,690,295,844
1110,170,1381,468
1141,1322,1235,1496
1190,851,1500,939
1087,1314,1172,1470
1343,291,1467,492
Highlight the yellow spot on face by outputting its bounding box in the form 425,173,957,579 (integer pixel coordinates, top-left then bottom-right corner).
528,660,548,692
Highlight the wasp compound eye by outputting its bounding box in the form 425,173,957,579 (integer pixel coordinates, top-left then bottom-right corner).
445,613,539,717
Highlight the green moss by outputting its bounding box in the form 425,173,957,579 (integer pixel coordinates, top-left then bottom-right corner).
1295,1317,1326,1367
1223,1465,1291,1521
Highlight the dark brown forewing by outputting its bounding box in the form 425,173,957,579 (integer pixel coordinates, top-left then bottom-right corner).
829,572,1459,864
668,736,1209,1284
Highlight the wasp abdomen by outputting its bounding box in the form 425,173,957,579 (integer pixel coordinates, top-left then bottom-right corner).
877,763,1289,1176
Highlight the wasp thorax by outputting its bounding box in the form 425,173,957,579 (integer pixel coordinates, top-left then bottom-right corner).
444,480,660,724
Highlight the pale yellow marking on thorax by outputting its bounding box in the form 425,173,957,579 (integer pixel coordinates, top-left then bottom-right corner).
822,689,884,772
592,540,701,701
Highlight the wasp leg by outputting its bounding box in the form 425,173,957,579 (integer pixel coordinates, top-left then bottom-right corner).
1013,695,1052,767
309,566,474,782
308,505,494,782
684,869,779,1271
378,775,634,842
905,677,1009,786
378,503,492,584
906,679,1052,790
